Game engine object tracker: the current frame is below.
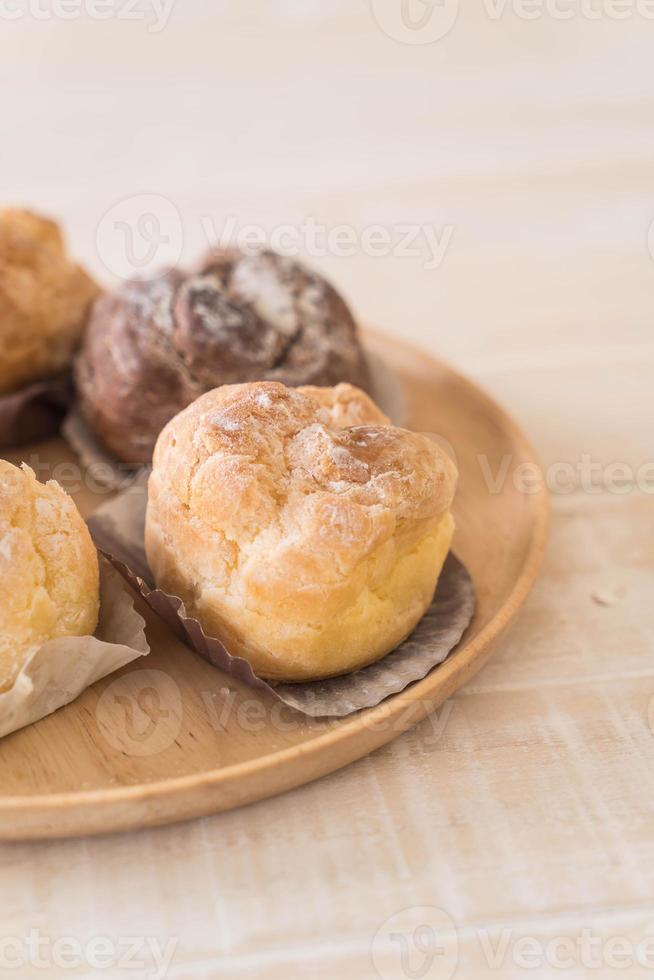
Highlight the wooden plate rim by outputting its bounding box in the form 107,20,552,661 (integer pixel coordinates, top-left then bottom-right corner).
0,333,549,821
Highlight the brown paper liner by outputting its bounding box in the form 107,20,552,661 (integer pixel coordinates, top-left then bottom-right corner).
62,408,148,493
62,349,408,491
0,375,72,450
0,557,149,739
88,482,476,719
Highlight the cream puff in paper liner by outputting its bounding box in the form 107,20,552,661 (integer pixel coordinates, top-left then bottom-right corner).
0,558,149,739
87,476,475,720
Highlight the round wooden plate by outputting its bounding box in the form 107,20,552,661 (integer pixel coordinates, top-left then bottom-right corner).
0,330,548,840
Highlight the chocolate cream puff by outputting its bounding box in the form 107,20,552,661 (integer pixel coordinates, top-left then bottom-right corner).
76,249,371,466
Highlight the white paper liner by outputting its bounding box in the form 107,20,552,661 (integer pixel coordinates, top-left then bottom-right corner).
0,557,149,739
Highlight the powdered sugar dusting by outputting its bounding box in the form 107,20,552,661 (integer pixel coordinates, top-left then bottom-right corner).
211,415,240,432
231,257,298,335
0,535,13,561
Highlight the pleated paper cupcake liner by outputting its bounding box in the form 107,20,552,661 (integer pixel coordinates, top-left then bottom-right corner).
0,557,149,739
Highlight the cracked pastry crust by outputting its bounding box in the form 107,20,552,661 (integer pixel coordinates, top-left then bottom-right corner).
145,382,458,682
0,461,100,693
75,249,371,466
0,209,98,395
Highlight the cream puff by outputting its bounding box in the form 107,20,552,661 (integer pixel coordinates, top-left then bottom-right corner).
0,461,100,692
0,209,98,395
145,381,457,682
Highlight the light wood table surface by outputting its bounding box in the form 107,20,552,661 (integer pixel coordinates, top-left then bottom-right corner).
1,4,653,978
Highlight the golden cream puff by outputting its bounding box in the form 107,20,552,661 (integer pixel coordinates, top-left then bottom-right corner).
0,461,99,692
145,382,457,682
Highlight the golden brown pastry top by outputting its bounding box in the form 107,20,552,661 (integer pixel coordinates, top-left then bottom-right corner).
146,382,458,680
151,382,457,577
0,460,100,691
0,209,98,395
